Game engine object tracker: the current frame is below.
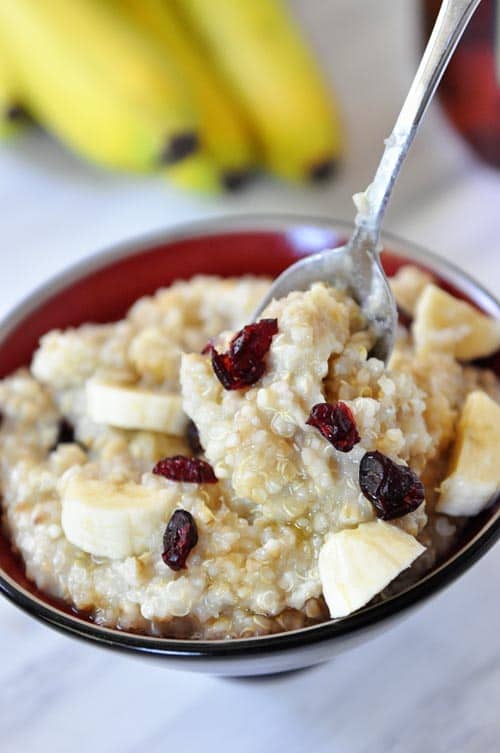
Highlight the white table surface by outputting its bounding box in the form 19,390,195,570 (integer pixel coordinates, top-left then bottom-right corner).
1,2,499,751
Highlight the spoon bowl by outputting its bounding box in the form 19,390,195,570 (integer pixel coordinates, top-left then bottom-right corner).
253,227,397,361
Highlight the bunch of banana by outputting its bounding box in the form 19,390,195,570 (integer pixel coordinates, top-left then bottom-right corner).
0,0,343,192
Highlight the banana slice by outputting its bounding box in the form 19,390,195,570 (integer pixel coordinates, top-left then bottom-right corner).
318,520,425,618
86,378,187,435
437,390,500,516
413,284,500,360
61,477,174,559
389,265,434,316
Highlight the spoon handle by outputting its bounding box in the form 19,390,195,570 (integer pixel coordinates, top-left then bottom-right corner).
356,0,481,237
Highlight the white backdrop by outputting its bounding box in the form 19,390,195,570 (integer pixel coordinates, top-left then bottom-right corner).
1,2,499,751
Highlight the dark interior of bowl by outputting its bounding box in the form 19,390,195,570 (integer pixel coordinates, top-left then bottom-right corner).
0,226,498,634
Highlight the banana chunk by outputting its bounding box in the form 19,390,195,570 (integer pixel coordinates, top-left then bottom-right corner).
318,520,425,618
61,477,174,559
413,284,500,360
389,265,434,316
437,390,500,516
86,378,187,435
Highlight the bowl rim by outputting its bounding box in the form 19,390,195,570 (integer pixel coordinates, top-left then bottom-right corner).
0,213,498,660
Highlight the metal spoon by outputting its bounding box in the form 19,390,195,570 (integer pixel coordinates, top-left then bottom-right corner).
255,0,481,361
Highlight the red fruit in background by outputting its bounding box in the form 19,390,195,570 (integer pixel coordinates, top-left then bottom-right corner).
423,0,500,166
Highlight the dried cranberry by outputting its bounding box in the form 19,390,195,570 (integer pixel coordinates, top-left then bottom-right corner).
359,450,425,520
306,402,360,452
471,348,500,372
56,419,75,444
153,455,218,483
208,318,278,390
186,419,204,455
50,419,81,451
210,347,266,389
201,341,213,355
230,319,278,362
397,305,413,329
162,509,198,571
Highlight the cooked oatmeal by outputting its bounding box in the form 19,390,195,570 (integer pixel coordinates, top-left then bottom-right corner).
1,269,499,638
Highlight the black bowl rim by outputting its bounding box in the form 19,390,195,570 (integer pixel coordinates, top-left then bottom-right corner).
0,213,498,660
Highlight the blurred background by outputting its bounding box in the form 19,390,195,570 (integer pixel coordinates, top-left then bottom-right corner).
0,0,499,310
1,1,499,752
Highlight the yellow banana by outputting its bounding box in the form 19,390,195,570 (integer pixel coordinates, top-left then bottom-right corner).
175,0,343,182
112,0,256,187
0,0,199,171
166,152,224,194
0,53,26,138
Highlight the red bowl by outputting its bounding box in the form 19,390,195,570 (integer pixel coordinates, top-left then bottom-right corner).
0,216,498,676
